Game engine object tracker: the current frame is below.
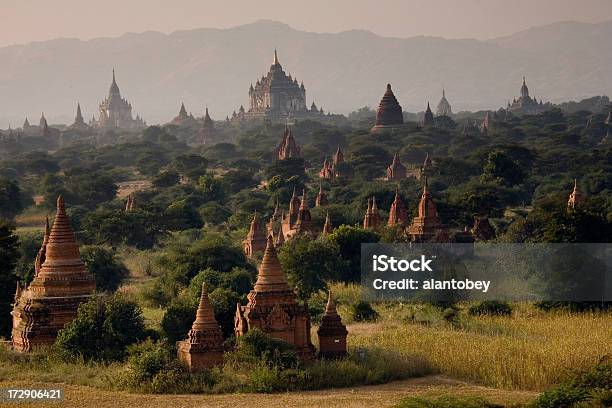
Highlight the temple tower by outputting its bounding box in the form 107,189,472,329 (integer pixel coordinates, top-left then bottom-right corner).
235,236,315,360
371,84,404,133
292,189,315,237
277,126,301,160
177,284,225,371
386,152,407,181
12,196,96,352
407,178,443,241
567,179,585,210
243,211,267,257
436,89,452,116
315,184,328,207
422,102,435,126
317,291,348,358
388,188,409,227
363,197,382,229
321,212,333,236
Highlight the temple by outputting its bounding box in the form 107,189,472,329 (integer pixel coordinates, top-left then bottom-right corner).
436,89,452,116
276,126,301,160
371,84,405,133
363,197,382,229
387,188,409,227
386,152,407,181
170,102,197,127
69,103,90,131
422,102,435,126
567,179,585,210
11,196,96,352
232,50,326,123
317,291,348,358
319,146,344,180
92,69,145,130
196,107,216,145
234,236,315,360
321,212,333,236
506,77,548,115
243,212,267,257
315,184,328,207
177,284,225,371
407,178,444,241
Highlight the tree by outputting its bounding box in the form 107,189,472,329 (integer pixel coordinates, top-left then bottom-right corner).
481,151,525,186
0,178,25,219
151,170,180,188
55,294,146,361
171,154,208,180
278,236,344,300
164,200,203,231
0,220,19,337
328,225,380,282
80,245,129,292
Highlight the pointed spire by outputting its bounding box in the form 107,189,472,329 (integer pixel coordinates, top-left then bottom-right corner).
273,49,279,65
191,283,220,331
254,235,291,292
325,290,338,316
322,212,332,235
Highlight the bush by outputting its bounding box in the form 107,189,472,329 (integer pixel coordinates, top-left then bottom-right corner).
468,300,512,317
230,329,299,369
80,245,129,292
350,301,379,322
55,294,146,362
160,299,196,344
396,395,502,408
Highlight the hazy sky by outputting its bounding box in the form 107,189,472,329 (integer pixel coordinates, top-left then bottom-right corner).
2,0,612,47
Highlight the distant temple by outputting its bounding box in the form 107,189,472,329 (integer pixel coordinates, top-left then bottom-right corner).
92,69,145,130
234,236,316,360
363,197,382,229
276,125,301,160
315,184,328,207
387,188,409,227
317,291,348,358
170,102,197,127
422,102,435,126
407,178,444,241
319,146,344,180
371,84,405,133
281,188,315,240
506,77,549,115
196,108,216,145
386,152,407,181
232,50,326,123
12,196,96,352
243,212,267,257
567,179,585,210
68,103,90,131
436,89,452,116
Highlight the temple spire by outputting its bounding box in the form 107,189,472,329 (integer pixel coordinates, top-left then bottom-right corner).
273,49,279,65
254,235,291,292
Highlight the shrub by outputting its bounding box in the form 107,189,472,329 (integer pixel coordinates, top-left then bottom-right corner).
350,301,379,322
55,294,146,362
230,329,299,369
395,395,503,408
468,300,512,317
442,307,459,323
160,299,196,344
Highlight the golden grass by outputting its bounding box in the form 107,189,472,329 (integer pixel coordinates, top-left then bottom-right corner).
349,305,612,391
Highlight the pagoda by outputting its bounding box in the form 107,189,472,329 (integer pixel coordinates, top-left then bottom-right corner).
243,212,267,257
233,50,325,123
291,189,315,238
170,102,196,126
507,77,548,115
319,158,335,180
422,102,435,126
196,107,216,145
371,84,404,134
435,89,452,116
567,179,585,211
281,187,301,238
125,193,135,211
388,188,409,227
321,212,333,236
315,184,328,207
386,152,407,181
407,178,443,241
177,284,224,371
12,196,96,352
276,125,301,160
92,69,145,130
317,291,348,358
69,103,89,131
234,236,315,360
363,197,382,229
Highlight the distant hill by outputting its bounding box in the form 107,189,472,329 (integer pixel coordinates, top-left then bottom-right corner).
0,19,611,127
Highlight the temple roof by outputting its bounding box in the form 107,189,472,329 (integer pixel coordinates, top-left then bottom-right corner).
191,284,220,331
436,89,452,116
109,69,121,97
375,84,404,126
254,235,291,292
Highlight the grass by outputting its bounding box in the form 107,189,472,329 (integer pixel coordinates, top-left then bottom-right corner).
349,303,612,391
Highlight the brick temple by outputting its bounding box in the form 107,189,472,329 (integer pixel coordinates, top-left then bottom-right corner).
235,236,316,360
317,291,348,358
11,196,96,352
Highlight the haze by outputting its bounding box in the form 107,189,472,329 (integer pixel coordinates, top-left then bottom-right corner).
2,0,612,47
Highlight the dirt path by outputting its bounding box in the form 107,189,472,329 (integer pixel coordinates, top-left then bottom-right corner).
0,376,537,408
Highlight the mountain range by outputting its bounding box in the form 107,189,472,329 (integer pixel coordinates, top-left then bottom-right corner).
1,19,611,128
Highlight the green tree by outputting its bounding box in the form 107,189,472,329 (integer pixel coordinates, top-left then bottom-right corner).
0,220,19,337
80,245,129,292
55,294,146,361
151,170,180,188
278,236,343,300
328,225,380,282
0,178,25,219
171,154,208,180
481,151,525,186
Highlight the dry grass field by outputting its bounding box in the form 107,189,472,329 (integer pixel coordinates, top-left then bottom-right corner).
0,376,537,408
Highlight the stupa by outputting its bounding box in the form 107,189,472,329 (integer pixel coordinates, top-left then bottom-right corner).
567,179,585,211
11,196,96,352
234,236,315,360
387,188,409,227
363,197,382,229
386,152,407,181
371,84,405,134
177,284,225,371
317,291,348,358
243,211,267,257
407,178,444,241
